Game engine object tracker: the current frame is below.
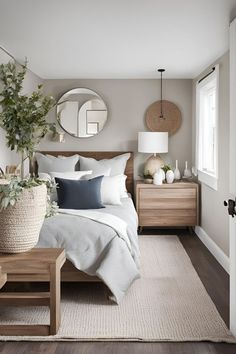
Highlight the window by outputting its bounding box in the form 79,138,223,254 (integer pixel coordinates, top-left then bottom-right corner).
196,65,219,190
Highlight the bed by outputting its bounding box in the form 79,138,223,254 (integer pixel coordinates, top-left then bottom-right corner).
9,151,139,303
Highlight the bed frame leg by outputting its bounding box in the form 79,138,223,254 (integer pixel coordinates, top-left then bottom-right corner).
138,226,143,234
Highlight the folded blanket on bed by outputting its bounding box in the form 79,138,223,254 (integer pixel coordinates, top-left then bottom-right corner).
59,209,132,251
37,198,140,303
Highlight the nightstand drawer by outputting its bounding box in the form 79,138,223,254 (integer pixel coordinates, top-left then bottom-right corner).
139,188,196,209
139,209,197,226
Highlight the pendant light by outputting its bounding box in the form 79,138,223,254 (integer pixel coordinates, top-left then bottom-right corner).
158,68,165,119
145,68,182,136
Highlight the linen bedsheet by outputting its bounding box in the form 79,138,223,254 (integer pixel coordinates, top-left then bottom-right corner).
37,196,140,303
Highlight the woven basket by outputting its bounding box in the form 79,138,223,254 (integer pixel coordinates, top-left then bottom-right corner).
0,184,47,253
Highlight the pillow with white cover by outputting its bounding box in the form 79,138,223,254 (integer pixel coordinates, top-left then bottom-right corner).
82,167,111,179
79,153,130,176
101,175,126,205
82,170,128,199
35,153,79,173
38,171,92,181
50,171,92,180
119,174,128,198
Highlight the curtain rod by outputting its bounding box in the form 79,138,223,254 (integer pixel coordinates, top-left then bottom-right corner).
198,67,215,84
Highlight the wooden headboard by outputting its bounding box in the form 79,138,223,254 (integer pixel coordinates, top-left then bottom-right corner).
34,151,134,195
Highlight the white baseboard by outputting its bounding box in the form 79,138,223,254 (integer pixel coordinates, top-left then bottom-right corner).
194,226,230,274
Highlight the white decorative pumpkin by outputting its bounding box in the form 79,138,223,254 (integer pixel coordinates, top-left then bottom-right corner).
166,170,175,184
160,168,165,181
153,169,163,185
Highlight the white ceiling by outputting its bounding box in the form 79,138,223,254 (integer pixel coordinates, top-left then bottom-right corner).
1,0,236,79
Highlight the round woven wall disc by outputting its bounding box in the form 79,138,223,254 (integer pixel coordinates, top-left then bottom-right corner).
145,100,182,136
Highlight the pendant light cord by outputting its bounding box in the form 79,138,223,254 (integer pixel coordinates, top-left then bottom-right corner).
158,68,165,119
160,71,163,119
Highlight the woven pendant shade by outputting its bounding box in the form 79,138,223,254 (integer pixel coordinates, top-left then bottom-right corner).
145,100,182,136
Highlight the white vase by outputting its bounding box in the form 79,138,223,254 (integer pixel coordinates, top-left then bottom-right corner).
174,160,181,180
153,169,163,185
166,170,174,184
184,161,192,178
160,168,165,181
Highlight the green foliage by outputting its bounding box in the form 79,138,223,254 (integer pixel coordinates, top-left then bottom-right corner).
0,61,57,218
161,165,172,174
143,170,153,180
0,177,58,217
0,60,56,159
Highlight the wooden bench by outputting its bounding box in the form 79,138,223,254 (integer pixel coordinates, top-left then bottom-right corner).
0,248,66,336
0,266,7,289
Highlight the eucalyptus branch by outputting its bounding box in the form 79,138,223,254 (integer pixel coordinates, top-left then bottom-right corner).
0,60,56,174
0,176,58,217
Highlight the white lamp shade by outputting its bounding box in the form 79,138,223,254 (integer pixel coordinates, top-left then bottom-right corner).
138,132,168,153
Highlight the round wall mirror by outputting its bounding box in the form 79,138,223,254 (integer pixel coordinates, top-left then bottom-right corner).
57,88,108,138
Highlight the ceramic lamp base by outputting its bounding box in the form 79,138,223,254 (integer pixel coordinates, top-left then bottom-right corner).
144,154,165,177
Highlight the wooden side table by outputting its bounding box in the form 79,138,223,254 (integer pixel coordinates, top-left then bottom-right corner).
0,248,66,336
136,180,199,229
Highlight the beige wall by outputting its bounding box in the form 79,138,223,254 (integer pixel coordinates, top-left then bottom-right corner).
192,52,229,256
40,79,193,178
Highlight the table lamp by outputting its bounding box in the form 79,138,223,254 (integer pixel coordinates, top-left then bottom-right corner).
138,132,168,176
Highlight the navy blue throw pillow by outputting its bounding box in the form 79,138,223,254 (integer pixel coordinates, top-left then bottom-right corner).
55,176,105,209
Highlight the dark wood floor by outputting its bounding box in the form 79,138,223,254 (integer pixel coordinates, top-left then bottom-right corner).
0,229,235,354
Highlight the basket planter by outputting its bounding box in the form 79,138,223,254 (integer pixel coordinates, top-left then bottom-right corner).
0,184,47,253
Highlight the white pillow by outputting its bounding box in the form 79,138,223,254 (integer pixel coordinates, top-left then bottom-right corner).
35,153,79,173
38,172,51,181
119,175,129,198
38,172,58,202
82,167,111,180
82,171,128,199
101,175,127,205
50,171,92,180
79,153,130,176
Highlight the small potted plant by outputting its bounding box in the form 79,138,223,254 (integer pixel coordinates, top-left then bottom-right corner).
143,170,153,184
0,60,57,253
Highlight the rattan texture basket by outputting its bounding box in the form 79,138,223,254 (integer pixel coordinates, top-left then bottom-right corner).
0,184,47,253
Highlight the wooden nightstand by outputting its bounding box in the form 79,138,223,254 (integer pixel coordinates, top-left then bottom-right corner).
0,248,66,336
136,181,199,229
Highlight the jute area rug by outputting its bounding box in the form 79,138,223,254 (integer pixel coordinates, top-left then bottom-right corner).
0,236,235,342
